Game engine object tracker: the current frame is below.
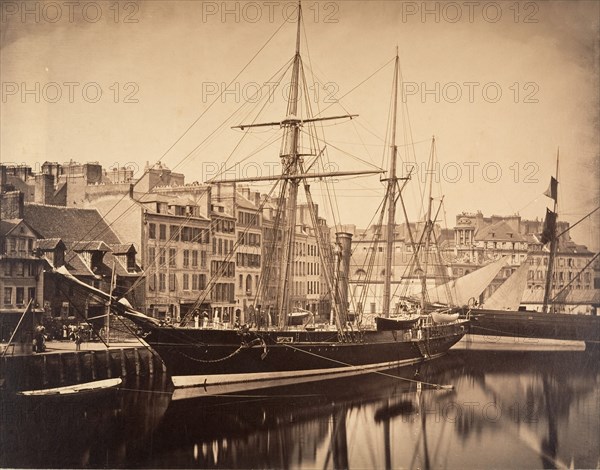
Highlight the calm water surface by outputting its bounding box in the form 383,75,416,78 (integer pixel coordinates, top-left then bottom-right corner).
1,348,598,469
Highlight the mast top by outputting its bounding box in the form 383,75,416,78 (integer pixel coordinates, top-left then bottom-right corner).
295,0,302,57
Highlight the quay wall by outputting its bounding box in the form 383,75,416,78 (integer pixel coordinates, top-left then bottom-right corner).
0,346,165,393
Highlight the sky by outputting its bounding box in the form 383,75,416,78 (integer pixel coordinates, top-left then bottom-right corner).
1,0,598,250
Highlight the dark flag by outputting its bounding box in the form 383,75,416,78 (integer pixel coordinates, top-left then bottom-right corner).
543,177,558,201
541,208,557,244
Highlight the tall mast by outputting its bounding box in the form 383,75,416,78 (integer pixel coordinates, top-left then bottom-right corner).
420,137,436,311
277,0,303,327
542,148,559,313
219,0,372,330
382,49,400,318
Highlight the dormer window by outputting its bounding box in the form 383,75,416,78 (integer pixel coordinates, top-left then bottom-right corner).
127,253,136,272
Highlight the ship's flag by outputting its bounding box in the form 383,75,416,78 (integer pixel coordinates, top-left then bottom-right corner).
543,176,558,201
541,208,557,244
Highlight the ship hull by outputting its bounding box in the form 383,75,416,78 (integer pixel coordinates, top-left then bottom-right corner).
141,323,467,392
468,308,600,346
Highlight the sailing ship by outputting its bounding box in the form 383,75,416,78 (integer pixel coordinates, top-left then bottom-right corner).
467,154,600,349
53,1,469,392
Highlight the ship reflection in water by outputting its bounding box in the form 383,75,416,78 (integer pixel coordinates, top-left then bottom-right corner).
1,349,598,469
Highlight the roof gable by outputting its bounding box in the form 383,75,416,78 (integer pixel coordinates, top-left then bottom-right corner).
0,219,37,238
475,220,524,242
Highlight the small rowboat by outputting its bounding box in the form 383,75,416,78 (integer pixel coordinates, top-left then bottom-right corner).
17,378,122,397
375,315,420,331
430,311,460,324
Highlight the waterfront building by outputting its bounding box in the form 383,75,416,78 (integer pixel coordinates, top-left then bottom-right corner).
22,203,143,323
0,192,45,341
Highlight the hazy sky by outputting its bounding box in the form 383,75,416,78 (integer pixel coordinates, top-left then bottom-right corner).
1,0,598,250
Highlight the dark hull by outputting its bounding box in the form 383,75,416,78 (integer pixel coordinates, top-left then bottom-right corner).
375,316,419,331
469,308,600,344
141,323,467,392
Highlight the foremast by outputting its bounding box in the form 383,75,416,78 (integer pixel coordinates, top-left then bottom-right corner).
276,0,303,328
214,0,382,332
382,50,400,319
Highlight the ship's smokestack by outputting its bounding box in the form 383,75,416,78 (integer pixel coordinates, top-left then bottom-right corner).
335,231,353,321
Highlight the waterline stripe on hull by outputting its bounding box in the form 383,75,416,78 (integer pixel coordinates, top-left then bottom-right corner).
171,353,445,399
455,334,585,351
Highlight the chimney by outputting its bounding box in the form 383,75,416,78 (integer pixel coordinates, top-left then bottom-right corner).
0,191,24,219
34,173,55,204
0,165,7,190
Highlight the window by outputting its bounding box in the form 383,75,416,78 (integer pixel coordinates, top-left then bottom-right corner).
169,273,176,291
199,274,206,290
149,223,156,239
183,250,190,268
192,251,198,267
201,251,206,268
183,273,189,290
192,228,201,243
16,262,24,277
148,273,156,291
192,274,199,291
28,287,36,303
16,287,24,306
159,250,166,266
148,247,156,265
159,224,167,241
4,261,12,276
61,301,71,317
3,287,12,305
127,253,136,272
159,273,166,291
169,248,177,267
170,225,180,242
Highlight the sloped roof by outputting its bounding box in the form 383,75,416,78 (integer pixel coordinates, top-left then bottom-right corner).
23,204,121,244
0,218,38,239
0,219,21,237
110,243,136,255
474,220,525,242
72,241,111,252
37,238,64,250
236,193,258,211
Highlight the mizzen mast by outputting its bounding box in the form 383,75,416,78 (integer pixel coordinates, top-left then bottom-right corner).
542,148,560,313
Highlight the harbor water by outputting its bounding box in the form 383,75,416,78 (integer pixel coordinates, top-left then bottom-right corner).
1,346,598,469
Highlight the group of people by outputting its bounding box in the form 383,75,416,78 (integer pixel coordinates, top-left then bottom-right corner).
61,324,85,350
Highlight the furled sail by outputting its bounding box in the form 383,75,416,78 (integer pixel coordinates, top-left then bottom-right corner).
426,256,508,307
482,261,529,310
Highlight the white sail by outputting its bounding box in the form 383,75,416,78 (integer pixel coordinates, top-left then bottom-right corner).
482,261,529,310
426,256,509,307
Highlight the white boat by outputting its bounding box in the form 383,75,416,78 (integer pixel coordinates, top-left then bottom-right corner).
17,378,122,397
430,311,460,324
